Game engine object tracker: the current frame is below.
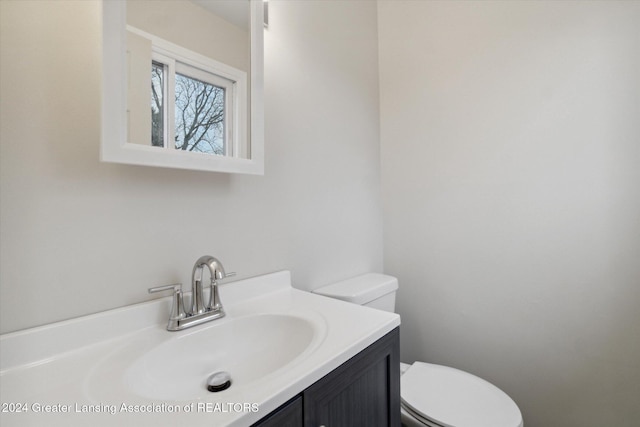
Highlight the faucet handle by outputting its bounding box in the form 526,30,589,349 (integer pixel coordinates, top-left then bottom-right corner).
149,283,186,326
149,283,182,294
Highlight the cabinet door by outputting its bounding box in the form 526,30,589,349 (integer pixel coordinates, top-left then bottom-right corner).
304,328,400,427
252,396,302,427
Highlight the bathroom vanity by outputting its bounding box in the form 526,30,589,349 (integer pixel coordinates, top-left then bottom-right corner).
0,271,400,427
254,328,400,427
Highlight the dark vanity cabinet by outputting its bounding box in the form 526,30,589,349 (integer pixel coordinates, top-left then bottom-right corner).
253,328,400,427
253,396,303,427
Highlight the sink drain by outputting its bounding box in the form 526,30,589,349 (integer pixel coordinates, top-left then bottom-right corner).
206,371,232,392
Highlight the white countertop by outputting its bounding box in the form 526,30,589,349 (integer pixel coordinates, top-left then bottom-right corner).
0,271,400,426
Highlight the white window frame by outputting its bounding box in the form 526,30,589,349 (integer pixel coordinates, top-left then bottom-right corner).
127,25,247,160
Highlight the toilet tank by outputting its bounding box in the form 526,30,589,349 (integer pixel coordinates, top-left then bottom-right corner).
312,273,398,312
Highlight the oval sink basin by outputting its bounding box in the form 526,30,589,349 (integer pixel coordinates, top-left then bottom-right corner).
123,314,316,401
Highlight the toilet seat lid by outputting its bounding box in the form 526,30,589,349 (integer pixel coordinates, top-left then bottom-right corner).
401,362,522,427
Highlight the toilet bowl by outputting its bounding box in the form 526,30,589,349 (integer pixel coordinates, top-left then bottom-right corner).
313,274,523,427
400,361,522,427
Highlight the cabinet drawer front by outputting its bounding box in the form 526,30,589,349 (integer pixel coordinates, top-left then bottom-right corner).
252,396,302,427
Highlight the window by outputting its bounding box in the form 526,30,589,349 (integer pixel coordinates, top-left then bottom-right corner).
151,61,164,148
127,26,247,158
174,69,229,155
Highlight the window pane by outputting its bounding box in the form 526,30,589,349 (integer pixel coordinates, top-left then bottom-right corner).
174,73,225,155
151,62,164,147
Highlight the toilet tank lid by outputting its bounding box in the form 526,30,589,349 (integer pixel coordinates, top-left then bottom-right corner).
312,273,398,305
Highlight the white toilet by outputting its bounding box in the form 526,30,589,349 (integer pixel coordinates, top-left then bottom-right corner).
313,273,523,427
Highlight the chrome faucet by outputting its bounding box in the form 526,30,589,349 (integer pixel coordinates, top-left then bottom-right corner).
149,256,234,331
191,255,227,315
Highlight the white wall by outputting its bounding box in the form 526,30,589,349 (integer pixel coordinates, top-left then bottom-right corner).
378,1,640,426
127,0,249,72
0,0,382,333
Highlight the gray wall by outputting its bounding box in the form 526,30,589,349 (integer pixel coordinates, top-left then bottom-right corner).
378,1,640,426
0,0,383,333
